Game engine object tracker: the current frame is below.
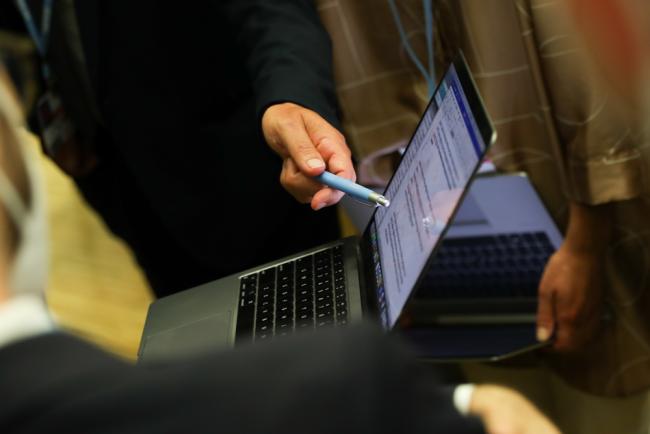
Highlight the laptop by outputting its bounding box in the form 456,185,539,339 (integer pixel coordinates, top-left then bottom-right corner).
394,172,561,361
411,171,563,324
139,54,536,364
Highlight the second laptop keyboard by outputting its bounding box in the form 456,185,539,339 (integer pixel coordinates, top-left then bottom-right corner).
235,245,348,344
417,232,555,299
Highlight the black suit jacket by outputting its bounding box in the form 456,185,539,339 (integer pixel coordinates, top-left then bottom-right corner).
1,1,344,294
80,1,343,286
0,325,484,434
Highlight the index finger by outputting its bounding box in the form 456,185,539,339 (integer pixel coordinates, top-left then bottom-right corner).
318,141,356,181
302,110,352,160
300,109,353,161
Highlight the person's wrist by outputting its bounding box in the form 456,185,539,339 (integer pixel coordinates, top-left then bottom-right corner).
561,236,607,257
563,202,613,254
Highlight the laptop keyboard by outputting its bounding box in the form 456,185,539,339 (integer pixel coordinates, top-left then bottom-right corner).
235,245,348,345
417,232,555,299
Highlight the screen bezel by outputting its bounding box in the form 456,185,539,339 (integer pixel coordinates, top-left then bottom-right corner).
358,52,497,329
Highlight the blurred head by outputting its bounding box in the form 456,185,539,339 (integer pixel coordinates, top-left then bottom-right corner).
0,65,29,300
566,0,650,127
0,60,48,303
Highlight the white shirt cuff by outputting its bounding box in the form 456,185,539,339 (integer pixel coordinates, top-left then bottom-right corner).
453,384,476,416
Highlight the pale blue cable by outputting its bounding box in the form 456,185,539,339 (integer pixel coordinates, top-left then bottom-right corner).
386,0,432,91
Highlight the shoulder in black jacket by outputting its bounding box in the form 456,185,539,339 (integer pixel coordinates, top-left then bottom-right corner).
0,324,484,434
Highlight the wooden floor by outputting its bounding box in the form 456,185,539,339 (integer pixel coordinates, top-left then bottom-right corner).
38,138,153,360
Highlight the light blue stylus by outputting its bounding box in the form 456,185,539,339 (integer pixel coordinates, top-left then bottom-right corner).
314,171,390,207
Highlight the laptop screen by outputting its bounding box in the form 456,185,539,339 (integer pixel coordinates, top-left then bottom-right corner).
366,60,491,329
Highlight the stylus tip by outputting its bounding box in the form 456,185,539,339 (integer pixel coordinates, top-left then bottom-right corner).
376,196,390,207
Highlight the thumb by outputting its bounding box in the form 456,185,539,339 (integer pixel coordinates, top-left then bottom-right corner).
536,272,556,342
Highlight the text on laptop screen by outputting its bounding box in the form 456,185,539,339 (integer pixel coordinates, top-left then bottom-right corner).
370,64,486,328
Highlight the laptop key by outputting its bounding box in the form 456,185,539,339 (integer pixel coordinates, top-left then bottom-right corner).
277,303,292,313
297,255,312,267
278,261,294,276
257,322,271,333
277,321,292,330
277,295,292,305
316,310,333,319
236,278,257,344
315,252,329,265
277,312,292,323
316,294,332,304
259,268,276,285
315,276,329,286
317,318,334,328
297,297,312,307
316,301,333,311
257,332,271,341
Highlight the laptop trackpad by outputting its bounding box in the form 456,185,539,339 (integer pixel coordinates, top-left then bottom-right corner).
140,311,233,364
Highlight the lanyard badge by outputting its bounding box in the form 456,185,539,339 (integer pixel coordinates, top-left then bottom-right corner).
16,0,75,158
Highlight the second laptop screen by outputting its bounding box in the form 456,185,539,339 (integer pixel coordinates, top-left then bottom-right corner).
370,64,487,329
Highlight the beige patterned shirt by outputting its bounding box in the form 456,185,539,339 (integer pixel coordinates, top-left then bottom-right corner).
318,0,650,397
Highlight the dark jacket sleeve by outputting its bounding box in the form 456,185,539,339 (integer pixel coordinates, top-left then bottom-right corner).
221,0,341,129
3,326,484,434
